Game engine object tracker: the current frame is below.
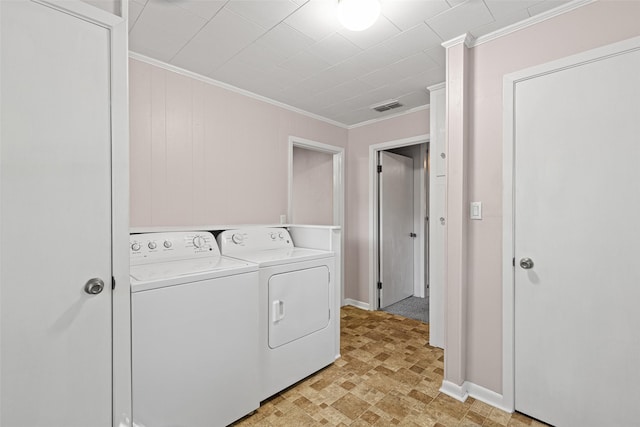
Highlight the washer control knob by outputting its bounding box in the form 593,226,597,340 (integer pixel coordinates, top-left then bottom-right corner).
193,235,206,248
131,242,141,252
270,233,276,240
278,232,284,239
231,233,244,244
148,241,157,250
163,240,172,249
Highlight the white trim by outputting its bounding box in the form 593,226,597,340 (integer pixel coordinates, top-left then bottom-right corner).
343,298,370,310
288,136,346,305
439,380,468,402
442,33,475,49
440,381,511,413
347,105,430,130
472,0,596,47
466,382,512,413
502,35,640,415
368,135,429,310
128,52,348,130
427,82,445,92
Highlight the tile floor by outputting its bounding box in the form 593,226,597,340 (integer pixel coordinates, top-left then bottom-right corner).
233,306,548,427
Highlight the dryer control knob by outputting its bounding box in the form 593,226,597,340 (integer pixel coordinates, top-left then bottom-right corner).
163,240,172,249
278,232,284,239
231,233,244,244
131,242,141,252
148,241,157,250
193,235,206,248
270,233,276,240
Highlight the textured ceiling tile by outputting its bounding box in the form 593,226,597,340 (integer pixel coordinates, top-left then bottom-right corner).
338,15,401,50
307,33,362,66
470,9,530,38
360,52,439,87
426,0,494,41
424,46,446,66
380,23,442,59
232,42,288,69
284,0,341,41
484,0,542,19
129,0,207,62
171,8,266,76
381,0,451,30
279,51,332,78
258,23,316,60
128,0,144,30
225,0,301,29
171,0,227,20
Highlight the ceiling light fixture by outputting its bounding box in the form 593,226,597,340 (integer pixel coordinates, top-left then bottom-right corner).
337,0,381,32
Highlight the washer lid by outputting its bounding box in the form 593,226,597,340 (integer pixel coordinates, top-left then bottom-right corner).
130,256,257,292
228,247,333,267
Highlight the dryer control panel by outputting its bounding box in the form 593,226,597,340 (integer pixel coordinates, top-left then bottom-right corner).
218,227,293,255
130,231,219,265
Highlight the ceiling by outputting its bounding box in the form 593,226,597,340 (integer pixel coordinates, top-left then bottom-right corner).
128,0,570,126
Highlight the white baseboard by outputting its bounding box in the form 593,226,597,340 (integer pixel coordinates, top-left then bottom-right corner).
440,380,469,402
439,380,513,413
343,299,370,310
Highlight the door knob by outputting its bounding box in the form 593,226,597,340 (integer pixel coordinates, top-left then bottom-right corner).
84,278,105,295
519,258,534,269
409,233,417,238
439,217,445,225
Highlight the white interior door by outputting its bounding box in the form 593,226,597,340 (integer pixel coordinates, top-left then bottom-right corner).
1,1,113,425
379,151,414,308
514,43,640,426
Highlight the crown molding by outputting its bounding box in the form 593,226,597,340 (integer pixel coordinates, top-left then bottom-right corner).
427,82,446,92
442,33,475,49
128,51,349,129
470,0,596,47
347,104,430,130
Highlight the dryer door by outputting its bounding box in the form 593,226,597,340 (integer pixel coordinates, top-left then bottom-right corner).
268,266,330,349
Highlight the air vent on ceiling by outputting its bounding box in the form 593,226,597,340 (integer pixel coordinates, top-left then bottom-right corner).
371,99,403,112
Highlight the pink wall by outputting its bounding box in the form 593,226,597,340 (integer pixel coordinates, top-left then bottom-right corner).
345,110,430,303
129,58,347,227
458,1,640,392
292,147,334,225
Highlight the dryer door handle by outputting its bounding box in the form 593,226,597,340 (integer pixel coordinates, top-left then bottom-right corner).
272,300,285,323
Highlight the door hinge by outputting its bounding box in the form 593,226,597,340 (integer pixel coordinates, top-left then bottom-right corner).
512,257,515,267
377,165,382,173
112,276,116,290
377,281,382,290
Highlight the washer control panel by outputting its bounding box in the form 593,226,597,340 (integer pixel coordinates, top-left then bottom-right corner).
217,227,293,255
130,231,219,265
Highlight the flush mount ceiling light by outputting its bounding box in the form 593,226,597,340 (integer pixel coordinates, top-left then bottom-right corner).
337,0,381,31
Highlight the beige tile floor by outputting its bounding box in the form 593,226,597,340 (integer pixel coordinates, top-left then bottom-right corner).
233,306,548,427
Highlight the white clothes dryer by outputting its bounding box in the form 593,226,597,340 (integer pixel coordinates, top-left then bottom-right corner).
130,231,259,427
217,227,337,401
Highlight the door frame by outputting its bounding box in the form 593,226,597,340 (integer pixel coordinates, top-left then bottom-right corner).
502,34,640,412
287,136,345,303
368,135,429,310
32,0,131,423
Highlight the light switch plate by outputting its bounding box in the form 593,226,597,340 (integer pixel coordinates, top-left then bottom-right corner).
470,202,482,220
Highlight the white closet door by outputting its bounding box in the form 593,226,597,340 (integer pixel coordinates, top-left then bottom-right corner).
380,151,414,308
514,43,640,426
1,1,113,425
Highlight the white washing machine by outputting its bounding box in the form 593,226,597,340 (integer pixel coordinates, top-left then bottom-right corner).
130,231,259,427
217,227,337,401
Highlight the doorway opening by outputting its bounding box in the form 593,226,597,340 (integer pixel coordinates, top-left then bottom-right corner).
288,136,345,303
369,135,429,323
